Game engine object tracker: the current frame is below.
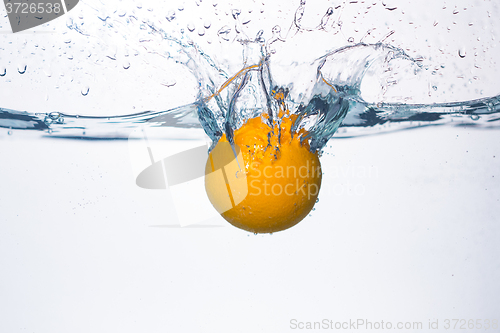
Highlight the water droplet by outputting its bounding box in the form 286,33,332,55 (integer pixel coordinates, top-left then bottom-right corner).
198,27,205,36
432,85,438,91
7,130,12,135
81,86,89,96
166,10,176,21
218,26,231,41
470,115,480,121
178,4,184,11
204,20,211,29
49,112,61,120
67,54,73,60
187,23,195,32
232,9,241,19
64,39,71,44
122,61,130,69
253,232,257,235
453,9,459,14
0,67,6,77
48,129,53,134
458,48,466,58
382,0,397,10
118,10,126,17
17,64,27,74
316,198,319,203
348,37,355,43
161,79,176,87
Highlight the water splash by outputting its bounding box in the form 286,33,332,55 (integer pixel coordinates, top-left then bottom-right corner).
0,0,499,148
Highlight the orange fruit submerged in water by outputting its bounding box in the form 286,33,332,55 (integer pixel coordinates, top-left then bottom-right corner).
205,115,322,233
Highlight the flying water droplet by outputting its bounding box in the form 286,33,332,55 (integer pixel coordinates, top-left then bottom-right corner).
17,64,27,74
81,86,89,96
458,48,466,58
166,10,176,21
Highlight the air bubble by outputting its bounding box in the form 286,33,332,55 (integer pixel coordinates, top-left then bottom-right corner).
81,86,89,96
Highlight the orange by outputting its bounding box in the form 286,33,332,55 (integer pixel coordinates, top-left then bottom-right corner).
204,114,322,233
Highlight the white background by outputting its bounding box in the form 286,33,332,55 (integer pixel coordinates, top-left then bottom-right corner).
1,0,499,332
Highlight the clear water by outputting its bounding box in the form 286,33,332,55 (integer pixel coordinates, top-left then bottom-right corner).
0,0,499,151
